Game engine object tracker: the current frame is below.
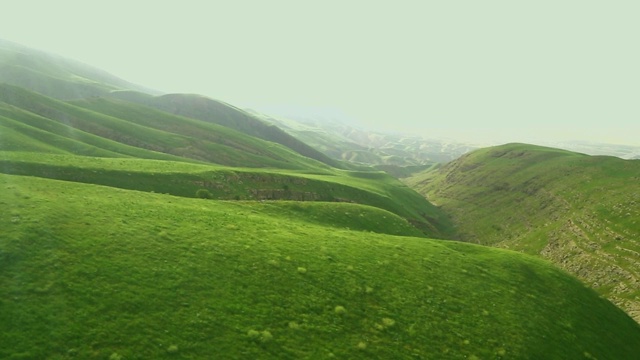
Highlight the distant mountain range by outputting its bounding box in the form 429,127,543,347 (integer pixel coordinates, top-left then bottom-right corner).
248,109,479,165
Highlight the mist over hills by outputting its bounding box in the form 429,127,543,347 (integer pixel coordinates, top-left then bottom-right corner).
246,104,640,165
248,109,478,166
0,38,159,100
1,35,482,169
536,140,640,160
0,38,345,170
3,36,638,165
2,39,640,358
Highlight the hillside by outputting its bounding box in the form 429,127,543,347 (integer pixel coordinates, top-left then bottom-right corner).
0,84,452,237
406,143,640,321
0,152,452,238
0,39,341,168
108,91,343,169
2,173,640,359
0,84,331,171
0,38,158,99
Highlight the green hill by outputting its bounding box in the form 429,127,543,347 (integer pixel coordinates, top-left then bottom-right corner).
406,143,640,321
0,84,331,170
3,39,640,359
107,91,343,169
2,173,640,359
1,39,338,169
0,39,158,99
0,151,451,237
0,85,452,237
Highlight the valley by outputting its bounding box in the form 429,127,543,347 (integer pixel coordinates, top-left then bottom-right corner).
2,38,640,358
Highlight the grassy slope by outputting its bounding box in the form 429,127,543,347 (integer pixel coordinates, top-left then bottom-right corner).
406,143,640,321
107,91,344,169
2,173,640,359
0,85,453,237
0,84,333,171
0,152,453,239
0,103,194,161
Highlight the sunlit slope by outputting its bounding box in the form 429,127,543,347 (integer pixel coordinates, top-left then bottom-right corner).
0,152,452,238
2,174,640,359
0,84,331,170
406,143,640,321
0,38,157,99
108,91,343,168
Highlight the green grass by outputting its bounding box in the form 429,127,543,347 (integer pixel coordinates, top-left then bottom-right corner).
0,151,453,238
0,108,175,159
0,84,334,170
0,84,453,237
103,92,343,169
5,40,640,358
406,143,640,322
70,96,339,171
0,83,453,236
2,173,640,359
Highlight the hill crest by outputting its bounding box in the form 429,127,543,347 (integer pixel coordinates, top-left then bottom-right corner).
406,143,640,321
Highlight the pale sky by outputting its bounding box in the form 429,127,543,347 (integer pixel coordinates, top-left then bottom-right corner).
2,0,639,145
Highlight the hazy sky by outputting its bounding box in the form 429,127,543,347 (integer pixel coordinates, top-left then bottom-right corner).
2,0,639,145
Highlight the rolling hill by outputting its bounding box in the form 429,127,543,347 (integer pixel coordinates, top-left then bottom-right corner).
0,38,344,169
106,91,344,169
2,173,640,359
0,151,452,238
406,143,640,321
0,84,329,170
3,39,640,358
0,84,452,237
